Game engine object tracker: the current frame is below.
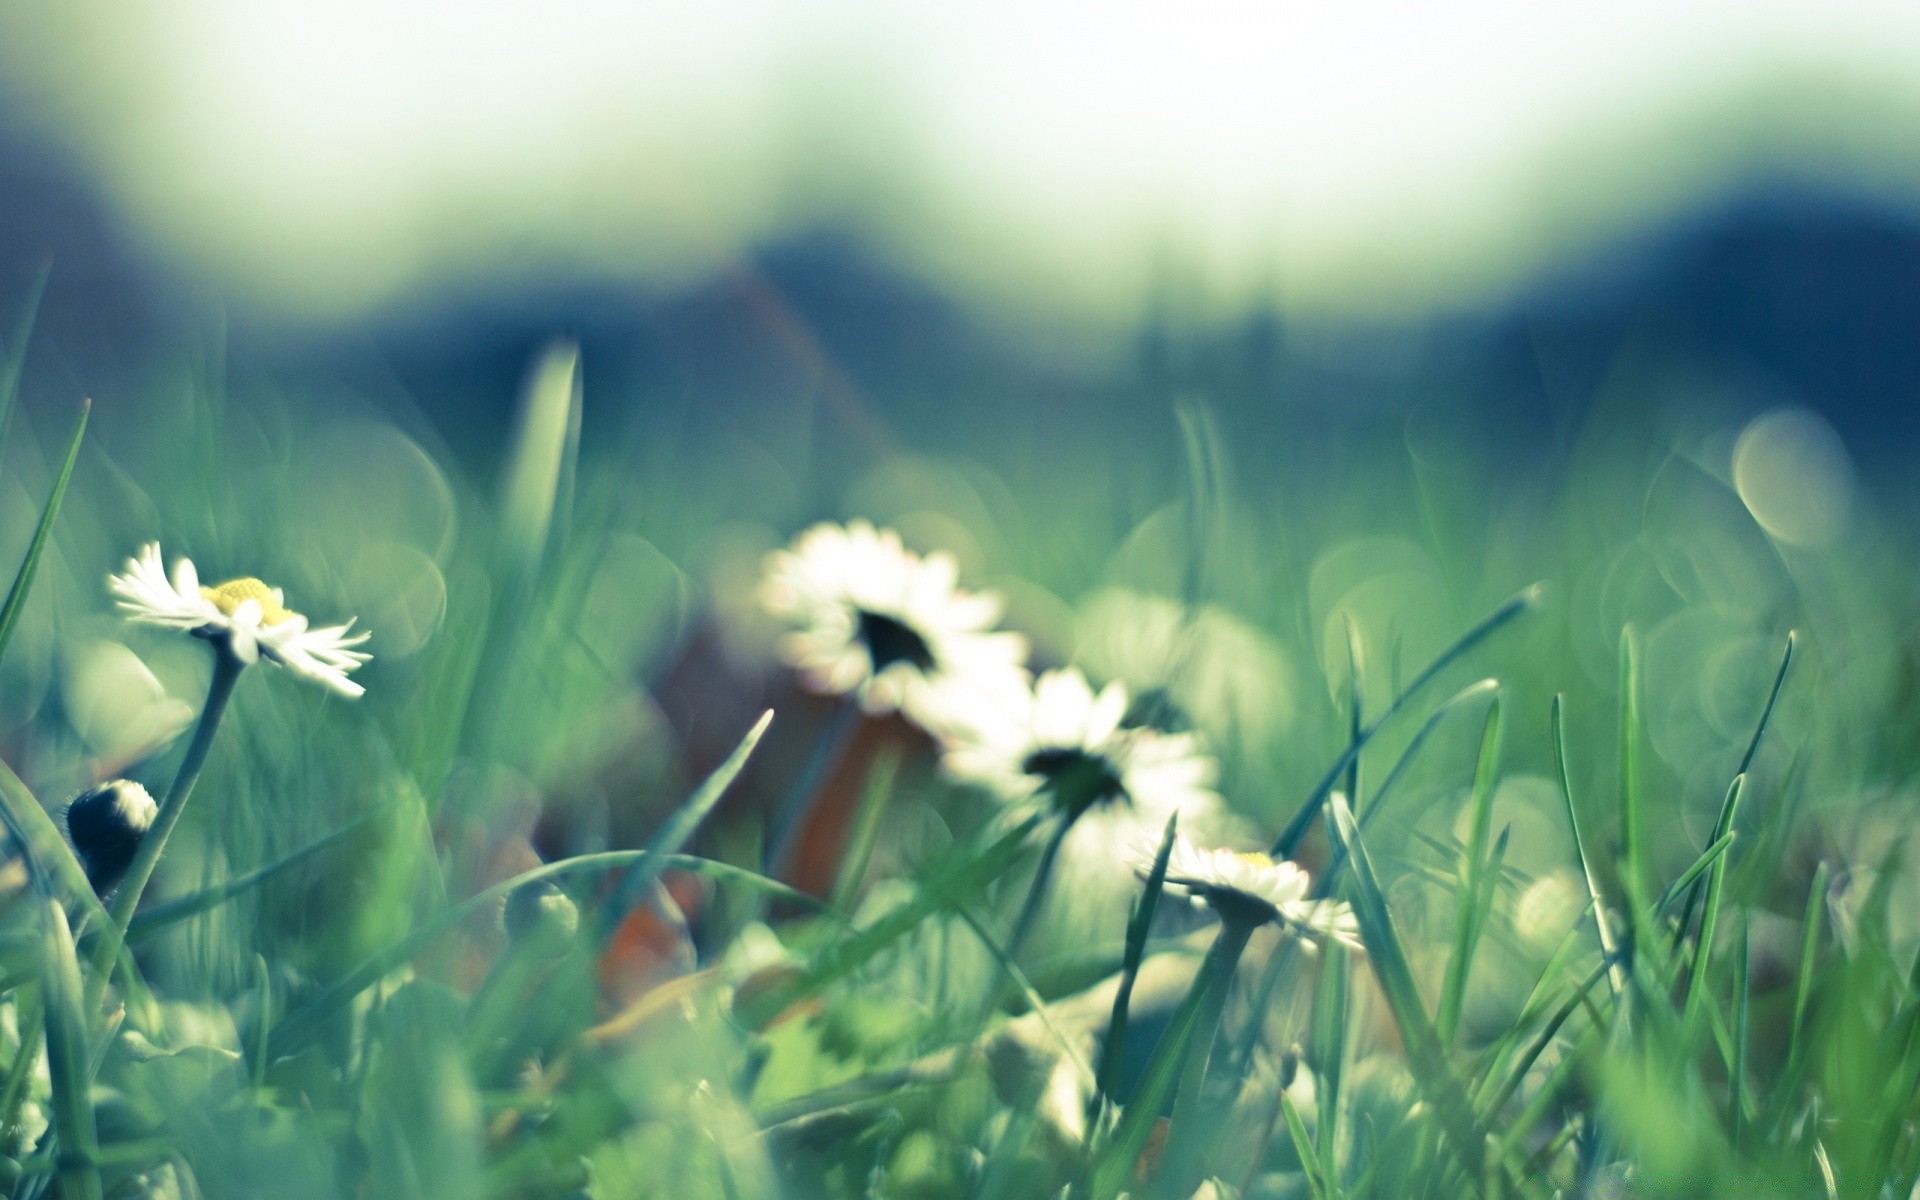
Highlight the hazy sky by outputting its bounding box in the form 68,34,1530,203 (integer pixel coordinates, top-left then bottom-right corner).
7,1,1920,331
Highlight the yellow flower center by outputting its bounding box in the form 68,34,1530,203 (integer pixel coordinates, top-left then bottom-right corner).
1235,851,1276,869
201,577,295,625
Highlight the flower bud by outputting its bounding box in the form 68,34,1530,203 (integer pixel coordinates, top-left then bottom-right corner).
502,879,579,953
65,780,157,895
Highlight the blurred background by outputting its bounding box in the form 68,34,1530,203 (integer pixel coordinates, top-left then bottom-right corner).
0,1,1918,973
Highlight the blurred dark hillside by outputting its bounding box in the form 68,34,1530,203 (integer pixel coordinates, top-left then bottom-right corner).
6,117,1920,511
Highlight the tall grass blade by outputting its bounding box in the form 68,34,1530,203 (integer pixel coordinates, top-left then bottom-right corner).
39,898,101,1200
1280,1085,1332,1200
1094,812,1178,1110
0,264,48,455
1618,626,1645,908
1676,633,1795,943
827,744,900,915
1682,775,1745,1025
0,398,87,668
597,709,773,937
1085,923,1245,1200
1312,940,1349,1194
498,339,581,576
1553,694,1624,999
1731,913,1751,1149
1326,796,1511,1196
1273,584,1541,857
1439,697,1502,1048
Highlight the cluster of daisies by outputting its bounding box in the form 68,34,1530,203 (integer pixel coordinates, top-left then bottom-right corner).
761,520,1359,948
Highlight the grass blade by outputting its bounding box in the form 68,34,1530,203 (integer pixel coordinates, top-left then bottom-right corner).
596,709,773,938
1280,1084,1332,1200
1272,584,1542,857
734,814,1042,1030
1085,923,1246,1200
39,898,101,1200
1682,775,1745,1026
1618,626,1646,909
1438,696,1502,1048
1312,940,1350,1194
1552,693,1624,1000
126,806,389,944
269,847,817,1058
1326,795,1510,1196
954,907,1095,1092
1676,632,1795,944
1094,812,1179,1110
0,263,48,456
498,339,581,576
827,745,900,915
0,398,87,668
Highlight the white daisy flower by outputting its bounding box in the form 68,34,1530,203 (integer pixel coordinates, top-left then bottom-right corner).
758,520,1026,726
109,542,372,698
1139,832,1362,949
944,667,1224,845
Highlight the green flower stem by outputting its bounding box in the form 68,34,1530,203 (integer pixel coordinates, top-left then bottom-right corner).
1005,813,1076,960
85,647,244,1004
1157,916,1258,1196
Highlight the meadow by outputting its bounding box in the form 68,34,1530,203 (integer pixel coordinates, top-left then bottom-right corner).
0,292,1908,1200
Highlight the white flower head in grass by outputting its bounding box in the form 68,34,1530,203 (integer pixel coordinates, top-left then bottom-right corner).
1141,832,1363,949
109,542,372,697
758,520,1026,726
945,667,1223,843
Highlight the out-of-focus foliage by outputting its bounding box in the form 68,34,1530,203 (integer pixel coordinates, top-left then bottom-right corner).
0,288,1911,1200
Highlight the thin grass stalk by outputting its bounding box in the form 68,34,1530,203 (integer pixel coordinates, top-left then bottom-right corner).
87,647,243,1005
0,399,87,667
1092,812,1179,1122
1006,813,1075,960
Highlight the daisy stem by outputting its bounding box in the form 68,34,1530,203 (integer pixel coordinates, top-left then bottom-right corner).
765,701,860,877
1158,916,1257,1196
1005,814,1075,960
85,648,244,1005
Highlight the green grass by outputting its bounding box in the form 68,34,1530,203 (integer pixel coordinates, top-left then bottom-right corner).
0,315,1906,1200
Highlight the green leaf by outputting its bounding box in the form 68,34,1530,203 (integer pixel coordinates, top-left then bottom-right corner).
0,398,87,668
